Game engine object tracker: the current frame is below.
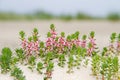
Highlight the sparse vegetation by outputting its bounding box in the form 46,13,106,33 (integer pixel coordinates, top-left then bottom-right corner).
0,24,120,80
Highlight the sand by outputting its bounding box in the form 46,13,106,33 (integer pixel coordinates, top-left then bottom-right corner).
0,20,120,80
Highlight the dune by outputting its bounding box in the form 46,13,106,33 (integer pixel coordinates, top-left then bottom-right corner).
0,20,120,80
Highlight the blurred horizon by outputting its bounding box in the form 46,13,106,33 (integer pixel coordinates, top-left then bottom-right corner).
0,0,120,17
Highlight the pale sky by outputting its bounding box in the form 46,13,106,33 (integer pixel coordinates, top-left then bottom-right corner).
0,0,120,16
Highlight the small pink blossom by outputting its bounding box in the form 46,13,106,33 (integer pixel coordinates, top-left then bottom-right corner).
87,48,94,55
81,40,86,48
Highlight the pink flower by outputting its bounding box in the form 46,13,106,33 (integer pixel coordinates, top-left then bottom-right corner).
21,39,27,49
65,41,71,48
81,40,86,48
87,48,94,55
51,30,57,35
51,30,57,39
74,39,81,47
58,37,66,46
46,38,52,47
89,38,96,46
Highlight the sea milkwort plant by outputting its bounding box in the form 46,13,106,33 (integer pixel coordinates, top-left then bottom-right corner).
28,55,36,71
39,41,45,58
45,24,57,53
67,55,75,73
108,32,117,54
36,62,44,74
87,31,98,56
58,54,66,67
15,48,25,63
11,67,26,80
44,61,54,80
99,56,119,80
44,52,54,66
91,54,101,76
0,47,12,73
19,28,40,58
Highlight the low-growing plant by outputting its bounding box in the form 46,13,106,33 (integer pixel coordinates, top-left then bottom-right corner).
44,52,53,66
91,54,100,76
36,62,44,74
11,57,19,66
58,54,66,67
39,41,45,57
28,55,36,71
100,56,119,80
15,48,25,63
0,47,12,73
83,58,89,68
44,61,54,80
11,67,26,80
67,55,75,73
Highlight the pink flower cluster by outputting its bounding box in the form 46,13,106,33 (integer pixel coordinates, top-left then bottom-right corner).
45,28,88,53
87,37,96,55
21,39,39,56
81,40,87,48
46,29,57,51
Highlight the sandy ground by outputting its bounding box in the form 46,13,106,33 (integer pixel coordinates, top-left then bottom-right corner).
0,20,120,80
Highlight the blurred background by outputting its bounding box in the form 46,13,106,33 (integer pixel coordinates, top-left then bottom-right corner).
0,0,120,50
0,0,120,21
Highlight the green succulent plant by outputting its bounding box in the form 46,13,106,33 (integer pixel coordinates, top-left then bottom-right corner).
0,47,12,73
28,56,36,71
58,54,66,67
36,62,44,74
15,48,25,63
19,31,25,40
11,67,26,80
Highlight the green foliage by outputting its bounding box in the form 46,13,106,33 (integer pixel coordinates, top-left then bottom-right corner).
47,32,51,37
28,56,36,71
34,11,53,20
83,58,89,67
33,28,38,34
46,62,54,72
33,28,39,41
28,37,32,42
110,33,116,43
67,55,74,73
61,32,65,37
75,31,80,39
117,33,120,41
36,62,44,74
59,14,73,21
107,13,120,21
58,54,66,67
67,35,71,41
76,13,92,20
44,52,53,65
0,47,12,73
11,67,26,80
40,41,45,48
11,57,19,65
91,54,100,76
102,47,108,56
19,31,25,40
28,56,36,66
15,48,25,62
82,35,87,40
90,31,95,38
50,24,55,30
